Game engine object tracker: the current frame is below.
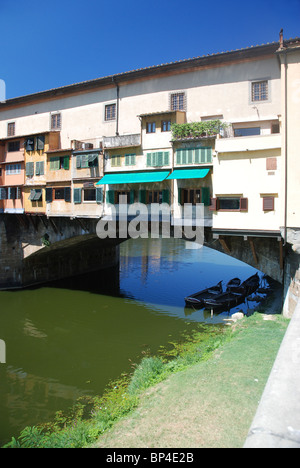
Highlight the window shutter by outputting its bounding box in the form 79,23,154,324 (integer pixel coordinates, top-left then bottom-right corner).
163,152,169,166
139,189,146,204
0,188,7,200
96,187,103,203
73,188,82,204
81,154,89,168
16,187,21,199
46,188,53,203
146,153,152,167
129,189,135,204
64,187,71,202
106,190,115,205
26,162,34,176
201,187,210,206
263,196,274,211
162,189,170,204
194,148,200,164
39,161,44,176
37,135,45,151
25,138,34,152
35,162,40,176
240,198,248,211
209,198,218,211
178,188,182,205
63,156,70,170
76,155,82,168
157,152,163,167
187,149,193,164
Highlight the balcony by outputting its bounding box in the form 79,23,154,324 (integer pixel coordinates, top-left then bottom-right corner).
215,133,282,153
103,134,141,149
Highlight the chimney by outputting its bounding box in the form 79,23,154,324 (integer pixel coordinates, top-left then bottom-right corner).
279,28,284,49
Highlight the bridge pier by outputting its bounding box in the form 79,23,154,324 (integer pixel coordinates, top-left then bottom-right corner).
0,214,120,290
282,229,300,319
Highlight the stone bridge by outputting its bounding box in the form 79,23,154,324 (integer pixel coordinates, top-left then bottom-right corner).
0,213,299,317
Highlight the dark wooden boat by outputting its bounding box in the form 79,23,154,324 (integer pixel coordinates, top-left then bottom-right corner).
226,277,241,291
184,281,223,309
204,273,260,312
227,273,260,295
204,290,246,311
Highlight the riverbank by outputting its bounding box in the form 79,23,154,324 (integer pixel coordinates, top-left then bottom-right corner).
92,310,288,448
3,288,288,448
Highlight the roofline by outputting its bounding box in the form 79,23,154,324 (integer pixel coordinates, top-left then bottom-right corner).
0,38,299,110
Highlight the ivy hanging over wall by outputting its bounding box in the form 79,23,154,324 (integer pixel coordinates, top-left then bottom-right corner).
171,120,228,140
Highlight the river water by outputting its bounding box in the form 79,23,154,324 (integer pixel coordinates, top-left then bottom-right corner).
0,238,259,445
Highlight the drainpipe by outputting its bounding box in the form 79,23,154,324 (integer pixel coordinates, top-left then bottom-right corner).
112,77,120,136
283,49,288,247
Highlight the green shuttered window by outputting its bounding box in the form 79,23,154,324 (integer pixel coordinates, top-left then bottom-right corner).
146,152,169,167
176,147,212,165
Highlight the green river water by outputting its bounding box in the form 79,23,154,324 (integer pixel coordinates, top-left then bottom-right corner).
0,238,259,445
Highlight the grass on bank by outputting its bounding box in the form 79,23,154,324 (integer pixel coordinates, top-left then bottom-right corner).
3,312,289,449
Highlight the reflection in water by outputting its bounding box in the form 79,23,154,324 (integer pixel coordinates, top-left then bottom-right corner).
0,238,259,445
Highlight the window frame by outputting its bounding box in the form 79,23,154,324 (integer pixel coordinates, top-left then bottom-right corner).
50,113,62,130
161,120,171,132
250,79,270,103
170,92,186,111
7,122,15,137
105,103,116,121
146,122,156,133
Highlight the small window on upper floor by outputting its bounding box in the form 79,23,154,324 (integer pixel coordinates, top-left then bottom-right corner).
251,80,268,102
161,120,171,132
7,122,15,137
234,127,261,137
170,92,186,111
105,104,116,121
146,122,156,133
51,113,61,130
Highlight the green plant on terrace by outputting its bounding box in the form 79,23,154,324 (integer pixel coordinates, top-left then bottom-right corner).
171,119,227,140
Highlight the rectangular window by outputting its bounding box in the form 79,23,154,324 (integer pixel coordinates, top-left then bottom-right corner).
50,156,69,171
125,153,136,166
170,92,186,111
146,151,169,167
6,164,21,175
105,104,116,121
234,127,261,137
161,120,171,132
54,188,65,200
148,190,163,204
209,197,248,211
83,188,96,202
251,80,268,102
146,122,156,133
111,154,121,167
263,196,274,211
176,147,212,165
35,161,45,176
51,113,61,130
8,141,20,152
7,122,15,137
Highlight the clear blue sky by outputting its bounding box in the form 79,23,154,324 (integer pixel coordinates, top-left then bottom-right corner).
1,0,299,99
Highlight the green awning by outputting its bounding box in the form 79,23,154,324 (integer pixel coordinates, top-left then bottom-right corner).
96,171,170,185
166,168,210,180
